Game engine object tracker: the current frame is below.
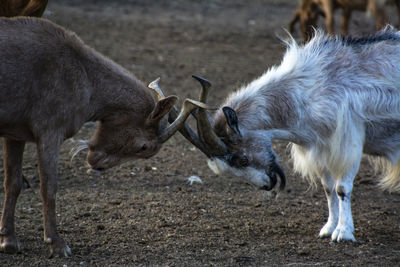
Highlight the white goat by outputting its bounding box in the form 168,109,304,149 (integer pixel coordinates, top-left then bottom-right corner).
189,27,400,242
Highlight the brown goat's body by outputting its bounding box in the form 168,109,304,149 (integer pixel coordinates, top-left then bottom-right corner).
0,18,154,142
0,17,181,257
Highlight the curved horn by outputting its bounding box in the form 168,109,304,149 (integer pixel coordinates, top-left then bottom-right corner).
263,161,286,191
192,75,229,156
148,78,213,155
148,77,166,100
158,99,209,143
273,161,286,190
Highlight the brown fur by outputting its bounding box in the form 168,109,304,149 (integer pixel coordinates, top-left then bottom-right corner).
0,17,178,257
0,0,48,17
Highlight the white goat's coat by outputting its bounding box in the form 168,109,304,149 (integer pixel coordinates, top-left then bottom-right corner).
213,27,400,241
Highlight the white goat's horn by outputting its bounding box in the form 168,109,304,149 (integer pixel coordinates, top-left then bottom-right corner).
192,75,229,156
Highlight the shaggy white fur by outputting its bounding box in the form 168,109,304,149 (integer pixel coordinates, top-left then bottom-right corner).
212,27,400,242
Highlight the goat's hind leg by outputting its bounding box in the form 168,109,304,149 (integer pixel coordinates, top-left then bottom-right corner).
319,171,339,239
0,138,25,253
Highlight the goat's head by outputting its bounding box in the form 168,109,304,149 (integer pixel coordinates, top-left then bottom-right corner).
208,107,285,191
150,75,285,191
87,84,206,171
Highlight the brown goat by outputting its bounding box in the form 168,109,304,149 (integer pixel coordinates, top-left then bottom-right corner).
0,17,203,257
0,0,48,17
288,0,400,41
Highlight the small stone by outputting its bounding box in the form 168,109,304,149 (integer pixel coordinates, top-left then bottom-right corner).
296,248,310,256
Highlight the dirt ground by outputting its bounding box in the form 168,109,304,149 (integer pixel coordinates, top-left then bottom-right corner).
1,0,400,266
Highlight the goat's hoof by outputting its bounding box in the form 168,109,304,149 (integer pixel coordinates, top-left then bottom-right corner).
0,236,21,254
318,221,337,239
48,238,72,258
318,232,331,239
331,226,355,242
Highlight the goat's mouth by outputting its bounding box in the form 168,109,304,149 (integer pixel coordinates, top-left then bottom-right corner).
207,157,286,191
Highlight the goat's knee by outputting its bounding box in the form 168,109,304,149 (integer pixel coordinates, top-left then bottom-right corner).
335,181,354,201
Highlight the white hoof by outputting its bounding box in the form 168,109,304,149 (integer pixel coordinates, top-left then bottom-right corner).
318,221,337,239
331,226,355,242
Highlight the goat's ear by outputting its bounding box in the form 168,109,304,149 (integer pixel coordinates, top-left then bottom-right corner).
222,106,241,136
148,96,178,123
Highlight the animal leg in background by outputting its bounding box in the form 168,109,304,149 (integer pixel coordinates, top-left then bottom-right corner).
367,0,388,30
321,0,336,35
340,8,352,35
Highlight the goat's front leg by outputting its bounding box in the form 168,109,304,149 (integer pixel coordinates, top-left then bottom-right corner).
0,138,25,253
319,171,339,239
37,137,71,257
331,162,360,242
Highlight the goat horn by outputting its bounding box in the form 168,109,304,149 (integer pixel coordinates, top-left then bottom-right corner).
148,78,212,155
263,161,286,191
192,75,229,156
273,161,286,190
148,77,166,100
158,99,211,143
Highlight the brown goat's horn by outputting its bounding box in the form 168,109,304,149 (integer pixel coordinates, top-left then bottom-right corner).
148,78,211,155
158,99,210,143
192,75,229,156
148,77,165,100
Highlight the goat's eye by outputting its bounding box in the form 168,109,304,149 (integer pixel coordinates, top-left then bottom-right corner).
140,144,147,151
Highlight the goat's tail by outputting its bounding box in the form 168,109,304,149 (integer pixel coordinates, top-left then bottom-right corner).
370,157,400,192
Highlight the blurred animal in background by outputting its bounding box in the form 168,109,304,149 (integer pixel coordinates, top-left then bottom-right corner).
288,0,325,41
0,0,48,17
288,0,400,41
